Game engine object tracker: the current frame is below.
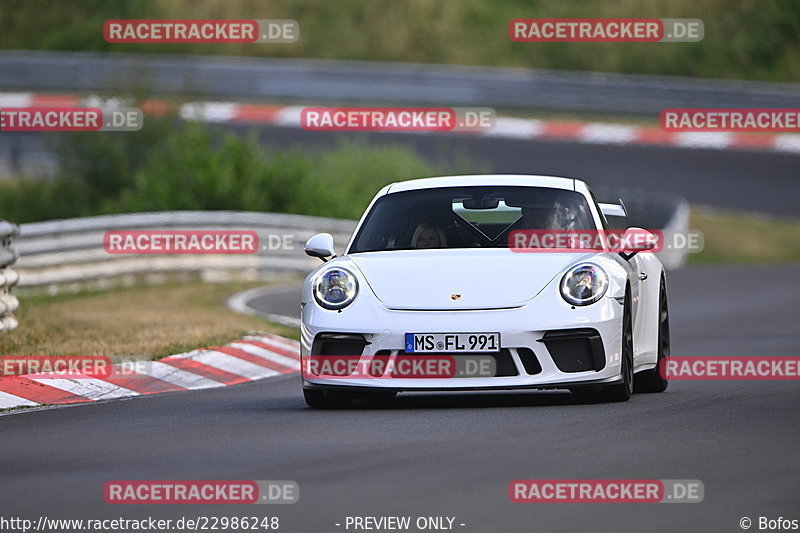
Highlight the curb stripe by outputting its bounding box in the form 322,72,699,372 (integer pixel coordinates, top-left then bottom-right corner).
251,332,302,350
102,367,184,395
210,345,295,373
0,377,93,404
28,376,139,401
160,357,248,385
540,122,586,139
3,92,799,154
29,94,81,107
0,93,33,107
0,334,303,413
233,104,281,122
117,361,222,390
582,123,638,144
674,131,733,149
244,334,302,352
730,134,776,149
0,390,39,408
633,128,676,145
186,349,281,379
233,341,301,368
241,337,301,360
486,117,543,138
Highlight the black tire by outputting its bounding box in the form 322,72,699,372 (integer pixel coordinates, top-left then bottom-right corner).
634,276,670,393
303,389,354,409
599,289,634,402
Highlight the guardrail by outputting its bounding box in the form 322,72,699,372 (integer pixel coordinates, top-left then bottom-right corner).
13,190,690,292
14,211,355,290
0,220,20,332
1,50,799,115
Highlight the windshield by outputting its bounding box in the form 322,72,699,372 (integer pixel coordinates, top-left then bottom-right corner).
349,186,596,253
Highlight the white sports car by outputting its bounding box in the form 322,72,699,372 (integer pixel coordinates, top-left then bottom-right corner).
300,175,670,408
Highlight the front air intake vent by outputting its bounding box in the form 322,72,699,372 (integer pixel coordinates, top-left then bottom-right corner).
311,333,369,356
539,328,605,372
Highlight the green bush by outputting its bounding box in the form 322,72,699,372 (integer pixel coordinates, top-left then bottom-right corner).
113,125,442,219
0,178,94,223
46,115,175,208
111,125,309,212
2,121,475,223
303,142,438,219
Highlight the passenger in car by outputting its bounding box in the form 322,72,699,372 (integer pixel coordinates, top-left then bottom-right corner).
412,223,448,248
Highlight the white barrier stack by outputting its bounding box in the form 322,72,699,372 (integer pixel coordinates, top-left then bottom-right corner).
0,220,20,331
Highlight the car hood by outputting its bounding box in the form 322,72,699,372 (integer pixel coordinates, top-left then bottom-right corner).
349,249,592,310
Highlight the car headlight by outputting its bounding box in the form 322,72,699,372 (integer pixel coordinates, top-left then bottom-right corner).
560,263,609,306
313,268,358,310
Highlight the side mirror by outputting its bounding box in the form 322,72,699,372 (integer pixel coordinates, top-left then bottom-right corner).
619,227,658,260
304,233,336,262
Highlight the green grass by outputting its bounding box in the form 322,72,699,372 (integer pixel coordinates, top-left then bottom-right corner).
1,280,298,360
1,0,798,82
687,207,800,264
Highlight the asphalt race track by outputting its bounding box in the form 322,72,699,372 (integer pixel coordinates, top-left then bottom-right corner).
2,138,799,532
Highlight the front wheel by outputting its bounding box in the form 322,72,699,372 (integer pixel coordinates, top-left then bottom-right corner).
599,289,634,402
634,275,670,393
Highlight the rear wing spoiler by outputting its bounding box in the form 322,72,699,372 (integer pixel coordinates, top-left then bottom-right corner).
598,200,628,219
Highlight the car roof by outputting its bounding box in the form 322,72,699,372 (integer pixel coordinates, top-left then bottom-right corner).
385,174,581,194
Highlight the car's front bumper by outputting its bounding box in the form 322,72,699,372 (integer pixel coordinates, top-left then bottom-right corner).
300,287,625,392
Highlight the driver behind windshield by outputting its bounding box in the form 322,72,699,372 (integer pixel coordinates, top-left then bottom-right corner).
521,197,592,230
412,222,447,248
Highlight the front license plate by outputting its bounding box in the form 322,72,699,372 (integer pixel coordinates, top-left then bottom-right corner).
405,333,500,353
